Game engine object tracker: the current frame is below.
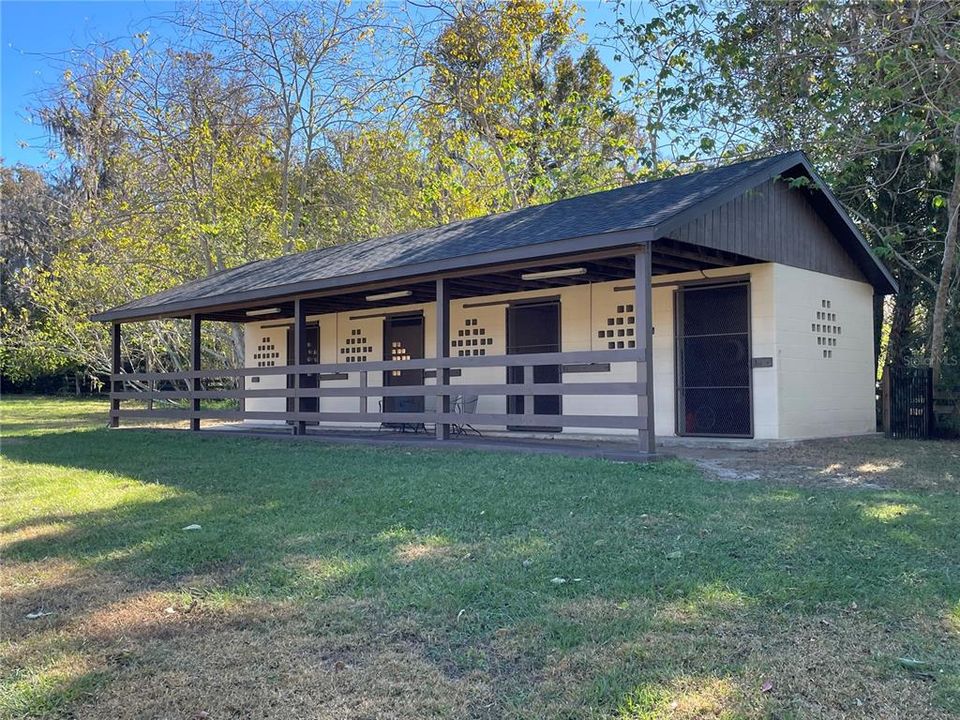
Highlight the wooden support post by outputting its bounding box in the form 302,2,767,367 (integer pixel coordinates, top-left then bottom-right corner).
190,314,201,431
359,371,368,415
110,323,121,427
435,278,451,439
294,298,307,436
634,247,656,453
523,365,535,415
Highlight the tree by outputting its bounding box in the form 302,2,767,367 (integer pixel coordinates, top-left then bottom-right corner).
176,0,409,252
609,0,960,383
21,44,284,379
423,0,637,210
0,165,75,385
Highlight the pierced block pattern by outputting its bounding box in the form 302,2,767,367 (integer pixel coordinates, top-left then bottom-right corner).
341,328,371,363
389,340,412,376
254,336,279,367
597,303,636,349
812,299,841,358
304,335,319,365
452,317,494,357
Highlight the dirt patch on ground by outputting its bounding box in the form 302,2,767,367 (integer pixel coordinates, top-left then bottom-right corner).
3,553,957,718
672,436,960,492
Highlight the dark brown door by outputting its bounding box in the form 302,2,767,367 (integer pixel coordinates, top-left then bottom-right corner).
506,300,561,430
676,283,752,437
287,324,320,416
383,314,424,415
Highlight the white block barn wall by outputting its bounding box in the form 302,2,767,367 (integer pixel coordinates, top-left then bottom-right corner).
241,262,877,440
772,264,876,438
244,324,288,422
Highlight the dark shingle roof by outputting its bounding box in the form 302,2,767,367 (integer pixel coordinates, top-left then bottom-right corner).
94,151,894,321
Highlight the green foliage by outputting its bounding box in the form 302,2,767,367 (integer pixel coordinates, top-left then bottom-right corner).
424,0,637,208
4,2,642,383
610,0,960,380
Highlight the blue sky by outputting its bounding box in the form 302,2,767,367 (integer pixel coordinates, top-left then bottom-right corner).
2,0,177,168
1,1,626,170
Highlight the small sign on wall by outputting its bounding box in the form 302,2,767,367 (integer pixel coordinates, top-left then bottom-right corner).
751,357,774,368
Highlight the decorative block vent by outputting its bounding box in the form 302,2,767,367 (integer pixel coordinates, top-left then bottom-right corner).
253,335,279,367
340,328,371,363
812,299,841,358
452,317,494,357
305,334,319,365
389,340,412,376
598,303,636,349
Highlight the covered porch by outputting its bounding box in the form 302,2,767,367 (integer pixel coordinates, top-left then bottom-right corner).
105,239,751,456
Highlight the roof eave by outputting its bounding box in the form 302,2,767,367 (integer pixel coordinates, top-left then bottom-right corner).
91,227,656,323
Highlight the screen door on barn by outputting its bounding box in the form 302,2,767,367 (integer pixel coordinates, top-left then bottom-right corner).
506,300,561,431
383,314,425,422
675,283,752,437
287,323,319,417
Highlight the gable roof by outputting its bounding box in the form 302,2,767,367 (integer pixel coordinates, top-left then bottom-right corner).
94,151,896,322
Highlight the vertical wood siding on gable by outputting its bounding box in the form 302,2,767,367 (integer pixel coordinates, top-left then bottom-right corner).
667,178,868,283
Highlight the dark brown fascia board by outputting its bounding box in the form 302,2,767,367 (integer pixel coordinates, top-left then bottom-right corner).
91,229,654,323
651,151,897,296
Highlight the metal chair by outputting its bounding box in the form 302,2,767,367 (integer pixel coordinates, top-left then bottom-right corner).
451,394,482,437
379,394,433,434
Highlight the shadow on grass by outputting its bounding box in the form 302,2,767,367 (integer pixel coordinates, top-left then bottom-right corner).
4,427,959,614
3,426,960,717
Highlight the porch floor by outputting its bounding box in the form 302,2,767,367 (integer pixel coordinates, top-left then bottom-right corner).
196,423,662,462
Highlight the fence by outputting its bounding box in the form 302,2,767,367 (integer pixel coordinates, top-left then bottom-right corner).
109,348,650,434
881,366,933,439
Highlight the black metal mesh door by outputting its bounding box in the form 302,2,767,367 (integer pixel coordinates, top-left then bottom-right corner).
676,283,752,437
287,325,319,416
506,300,561,430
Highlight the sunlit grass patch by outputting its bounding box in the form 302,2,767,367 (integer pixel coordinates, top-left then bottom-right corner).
948,601,960,635
394,538,458,564
860,501,920,522
856,459,905,474
657,581,752,623
0,653,106,720
617,676,742,719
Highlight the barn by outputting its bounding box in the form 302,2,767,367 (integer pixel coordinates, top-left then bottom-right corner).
94,151,897,454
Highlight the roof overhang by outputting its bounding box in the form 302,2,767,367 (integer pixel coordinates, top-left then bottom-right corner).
92,228,656,323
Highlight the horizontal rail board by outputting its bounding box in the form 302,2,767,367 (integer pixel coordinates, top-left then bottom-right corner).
113,408,647,430
112,382,645,401
110,349,645,381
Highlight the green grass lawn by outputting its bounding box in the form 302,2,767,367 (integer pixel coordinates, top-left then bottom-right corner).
2,396,959,719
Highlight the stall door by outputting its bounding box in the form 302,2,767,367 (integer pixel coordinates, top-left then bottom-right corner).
383,314,425,416
506,300,561,430
676,283,752,437
287,324,320,416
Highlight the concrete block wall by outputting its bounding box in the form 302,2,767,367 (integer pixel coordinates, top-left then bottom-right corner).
241,262,877,440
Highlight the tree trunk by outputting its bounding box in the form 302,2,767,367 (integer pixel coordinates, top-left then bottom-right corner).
930,165,960,384
887,275,914,367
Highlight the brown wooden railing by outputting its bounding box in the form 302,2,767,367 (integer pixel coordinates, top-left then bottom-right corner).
109,349,649,432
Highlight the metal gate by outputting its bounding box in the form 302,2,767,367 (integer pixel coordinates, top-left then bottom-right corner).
676,282,752,437
881,365,933,439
